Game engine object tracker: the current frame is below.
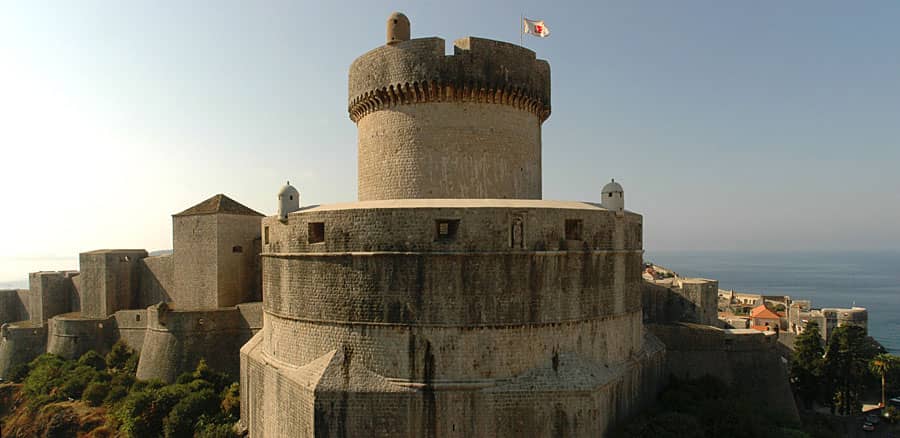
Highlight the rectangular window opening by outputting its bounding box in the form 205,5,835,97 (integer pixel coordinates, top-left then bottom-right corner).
565,219,583,240
308,222,325,244
434,219,460,241
232,245,243,253
264,226,270,245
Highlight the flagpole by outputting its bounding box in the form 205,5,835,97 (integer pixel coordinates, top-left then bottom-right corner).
520,13,524,46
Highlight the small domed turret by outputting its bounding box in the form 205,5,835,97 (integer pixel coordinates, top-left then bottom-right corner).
601,179,625,213
386,12,410,45
278,181,300,220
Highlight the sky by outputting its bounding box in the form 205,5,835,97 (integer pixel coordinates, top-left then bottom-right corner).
1,1,899,285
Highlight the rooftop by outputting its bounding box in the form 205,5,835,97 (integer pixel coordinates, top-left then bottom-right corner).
174,194,264,217
750,304,781,320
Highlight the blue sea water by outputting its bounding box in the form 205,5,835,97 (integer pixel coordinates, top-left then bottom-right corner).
646,251,900,354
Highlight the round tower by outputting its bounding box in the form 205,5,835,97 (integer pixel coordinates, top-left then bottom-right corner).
349,13,551,201
277,181,300,220
601,179,624,213
386,12,410,44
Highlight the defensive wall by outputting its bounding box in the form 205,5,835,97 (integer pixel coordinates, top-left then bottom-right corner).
0,271,79,376
0,289,30,325
138,302,262,382
648,323,799,420
349,37,551,201
0,322,47,377
642,277,719,326
244,198,664,437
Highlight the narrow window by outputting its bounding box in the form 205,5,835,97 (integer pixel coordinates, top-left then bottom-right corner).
289,195,293,200
136,314,141,322
232,245,243,253
264,226,270,244
308,222,325,244
434,219,460,241
565,219,583,240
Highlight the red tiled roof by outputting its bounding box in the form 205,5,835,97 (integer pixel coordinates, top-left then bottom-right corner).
750,304,780,320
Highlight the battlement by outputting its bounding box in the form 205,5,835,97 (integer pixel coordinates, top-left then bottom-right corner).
349,36,551,122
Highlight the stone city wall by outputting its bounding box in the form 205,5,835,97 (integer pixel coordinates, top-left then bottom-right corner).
0,289,29,325
137,304,262,382
173,214,219,309
0,323,47,378
137,254,174,307
648,323,799,420
215,214,262,307
241,330,664,437
643,279,720,326
28,271,77,325
266,203,642,254
113,309,149,351
46,314,117,360
262,310,644,382
79,250,147,318
263,252,641,326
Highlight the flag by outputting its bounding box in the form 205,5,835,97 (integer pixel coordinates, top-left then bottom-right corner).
523,18,550,38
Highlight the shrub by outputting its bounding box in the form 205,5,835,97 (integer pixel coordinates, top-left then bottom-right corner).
6,363,31,383
115,390,158,438
23,354,71,404
196,422,239,438
78,350,107,371
103,384,129,406
220,382,240,418
106,341,137,371
58,365,101,400
163,388,219,438
82,381,110,407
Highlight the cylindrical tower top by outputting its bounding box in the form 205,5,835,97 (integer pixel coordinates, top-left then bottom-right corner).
386,12,410,44
349,32,551,201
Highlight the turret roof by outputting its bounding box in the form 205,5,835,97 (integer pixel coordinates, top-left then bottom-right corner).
602,179,624,193
174,194,264,217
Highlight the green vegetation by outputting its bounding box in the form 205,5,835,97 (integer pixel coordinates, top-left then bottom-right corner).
611,375,806,438
871,353,899,409
791,321,825,409
790,323,900,416
2,342,240,437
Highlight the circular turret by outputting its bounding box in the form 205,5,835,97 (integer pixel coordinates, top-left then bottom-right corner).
277,181,300,220
386,12,410,44
601,179,624,213
349,20,551,201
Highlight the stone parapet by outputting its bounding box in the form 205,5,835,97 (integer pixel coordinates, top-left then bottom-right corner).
348,37,550,122
137,302,262,382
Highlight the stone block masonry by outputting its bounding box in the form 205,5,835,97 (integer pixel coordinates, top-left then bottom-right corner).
349,36,551,201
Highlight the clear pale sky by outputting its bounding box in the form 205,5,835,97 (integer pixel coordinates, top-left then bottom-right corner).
2,1,899,284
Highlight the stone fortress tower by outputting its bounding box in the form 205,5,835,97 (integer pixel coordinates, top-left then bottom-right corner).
240,13,665,437
0,194,266,383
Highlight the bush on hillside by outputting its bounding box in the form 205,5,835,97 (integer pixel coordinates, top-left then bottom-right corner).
82,381,110,407
78,350,107,371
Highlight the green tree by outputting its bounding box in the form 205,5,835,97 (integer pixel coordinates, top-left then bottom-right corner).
791,321,825,409
823,326,880,415
106,341,137,372
870,353,899,408
77,350,107,371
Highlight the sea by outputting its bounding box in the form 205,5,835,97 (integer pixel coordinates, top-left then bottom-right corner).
2,251,898,353
647,251,900,354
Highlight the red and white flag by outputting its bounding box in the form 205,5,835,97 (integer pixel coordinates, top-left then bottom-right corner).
523,18,550,38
